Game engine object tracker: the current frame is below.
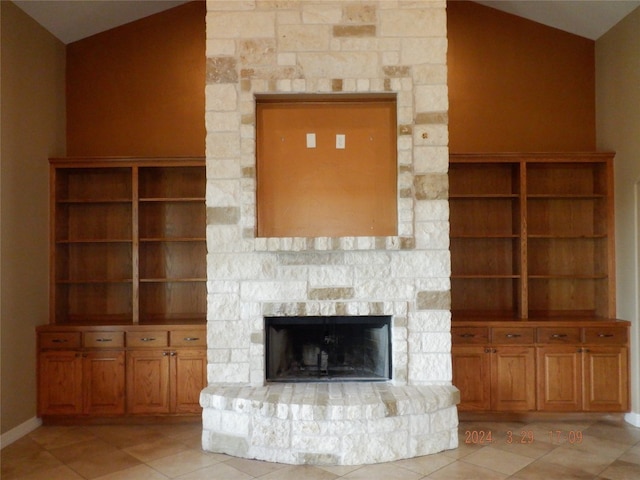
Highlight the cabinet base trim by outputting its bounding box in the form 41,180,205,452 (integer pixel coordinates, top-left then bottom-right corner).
459,411,628,423
39,414,201,426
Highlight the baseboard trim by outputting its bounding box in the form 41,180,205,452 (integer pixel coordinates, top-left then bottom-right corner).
0,417,42,450
625,411,640,428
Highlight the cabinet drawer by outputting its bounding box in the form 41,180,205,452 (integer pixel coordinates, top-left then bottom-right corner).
39,332,81,349
536,327,581,344
169,330,206,347
451,327,489,344
491,327,534,344
583,327,628,345
126,331,168,347
83,331,125,348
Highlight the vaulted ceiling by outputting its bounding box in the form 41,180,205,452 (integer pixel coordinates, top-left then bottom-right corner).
13,0,190,44
477,1,640,40
12,0,640,44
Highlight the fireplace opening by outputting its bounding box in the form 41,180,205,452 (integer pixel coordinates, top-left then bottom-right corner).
265,315,391,382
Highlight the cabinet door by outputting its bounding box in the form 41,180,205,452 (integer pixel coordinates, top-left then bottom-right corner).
451,346,491,411
83,351,125,414
126,350,171,414
38,351,83,415
583,347,628,412
491,346,536,411
537,346,582,411
171,349,207,413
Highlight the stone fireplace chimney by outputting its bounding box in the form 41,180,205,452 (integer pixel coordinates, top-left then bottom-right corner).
201,0,458,465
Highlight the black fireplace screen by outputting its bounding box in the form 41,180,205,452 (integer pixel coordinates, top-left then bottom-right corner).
265,315,392,382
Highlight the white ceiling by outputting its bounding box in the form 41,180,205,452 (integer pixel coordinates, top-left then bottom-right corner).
13,0,190,44
477,1,640,40
12,0,640,44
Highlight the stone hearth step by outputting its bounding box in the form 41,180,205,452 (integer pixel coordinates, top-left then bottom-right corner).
201,383,460,465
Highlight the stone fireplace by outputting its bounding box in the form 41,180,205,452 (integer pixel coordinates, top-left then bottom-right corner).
201,0,458,465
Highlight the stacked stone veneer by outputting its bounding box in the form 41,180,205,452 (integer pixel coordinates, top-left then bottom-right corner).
202,0,457,465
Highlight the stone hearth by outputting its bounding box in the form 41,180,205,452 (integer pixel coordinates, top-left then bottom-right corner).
201,383,459,465
202,0,456,465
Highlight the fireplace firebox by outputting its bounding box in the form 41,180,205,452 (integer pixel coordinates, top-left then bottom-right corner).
265,315,391,382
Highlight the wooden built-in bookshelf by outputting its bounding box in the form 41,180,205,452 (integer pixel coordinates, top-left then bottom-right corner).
39,157,207,422
449,153,629,414
49,157,206,326
449,152,615,321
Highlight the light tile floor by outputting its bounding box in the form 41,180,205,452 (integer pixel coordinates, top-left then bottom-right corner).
2,417,640,479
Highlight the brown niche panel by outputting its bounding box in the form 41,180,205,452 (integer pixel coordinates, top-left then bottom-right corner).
256,95,397,238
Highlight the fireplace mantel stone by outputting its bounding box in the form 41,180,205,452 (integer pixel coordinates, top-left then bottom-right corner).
201,383,459,465
203,0,456,465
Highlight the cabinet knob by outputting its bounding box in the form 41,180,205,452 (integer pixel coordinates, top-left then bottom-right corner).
183,337,200,342
551,334,567,338
597,333,614,338
162,351,170,356
170,352,177,357
459,333,475,338
505,334,521,338
96,338,112,342
51,338,68,343
140,337,156,342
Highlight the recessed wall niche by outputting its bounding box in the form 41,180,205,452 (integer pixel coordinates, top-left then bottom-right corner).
256,94,398,238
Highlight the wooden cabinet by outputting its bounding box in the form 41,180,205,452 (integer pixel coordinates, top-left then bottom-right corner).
450,327,491,410
40,158,206,422
453,322,630,413
537,326,629,412
83,351,126,414
38,350,84,415
38,313,206,421
583,347,628,411
449,153,629,414
491,346,536,411
38,331,125,416
126,329,206,415
50,157,206,325
537,347,628,412
452,327,536,412
536,346,582,411
449,153,615,320
126,349,171,414
451,346,492,411
172,348,207,413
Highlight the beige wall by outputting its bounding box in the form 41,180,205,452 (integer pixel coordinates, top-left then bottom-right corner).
596,6,640,422
1,1,65,435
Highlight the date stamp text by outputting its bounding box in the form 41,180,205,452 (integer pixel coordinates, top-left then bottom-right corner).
464,429,584,445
